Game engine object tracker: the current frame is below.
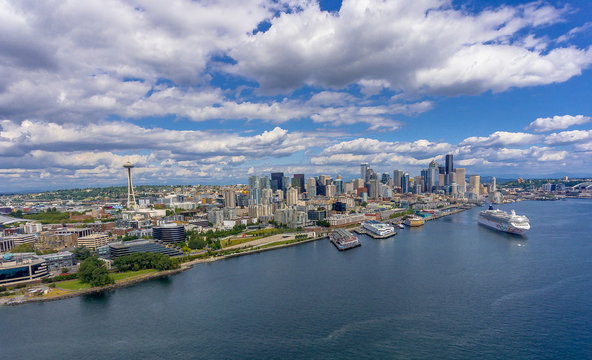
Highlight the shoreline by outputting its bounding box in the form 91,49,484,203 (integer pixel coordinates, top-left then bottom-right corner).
3,206,473,306
2,235,329,306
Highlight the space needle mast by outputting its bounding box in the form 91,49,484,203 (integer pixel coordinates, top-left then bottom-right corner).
123,161,136,210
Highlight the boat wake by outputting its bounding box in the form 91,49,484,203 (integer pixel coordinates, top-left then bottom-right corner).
321,316,396,342
491,274,588,311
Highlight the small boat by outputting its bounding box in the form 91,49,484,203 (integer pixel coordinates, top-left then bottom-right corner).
397,223,405,229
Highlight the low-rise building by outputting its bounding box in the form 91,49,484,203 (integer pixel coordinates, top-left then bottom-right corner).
327,213,367,226
0,253,49,285
104,240,184,260
152,223,185,243
77,233,112,250
40,251,76,272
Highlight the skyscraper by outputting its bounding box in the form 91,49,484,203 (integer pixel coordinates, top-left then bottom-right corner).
224,189,236,208
306,178,317,197
286,187,298,206
445,154,453,174
248,176,260,205
393,170,403,188
271,172,284,192
445,154,453,186
293,174,305,194
361,163,369,182
260,176,271,189
455,168,466,192
469,175,481,195
402,173,410,193
333,178,343,194
427,160,439,192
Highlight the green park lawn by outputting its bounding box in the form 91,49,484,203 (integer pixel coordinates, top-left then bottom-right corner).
55,269,158,291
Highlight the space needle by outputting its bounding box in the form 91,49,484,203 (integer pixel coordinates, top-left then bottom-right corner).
123,161,136,209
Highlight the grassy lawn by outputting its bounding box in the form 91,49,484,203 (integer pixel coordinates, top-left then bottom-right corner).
55,279,91,291
54,269,158,291
112,269,157,282
222,237,262,248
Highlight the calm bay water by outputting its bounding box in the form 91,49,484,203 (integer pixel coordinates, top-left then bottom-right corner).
1,200,591,359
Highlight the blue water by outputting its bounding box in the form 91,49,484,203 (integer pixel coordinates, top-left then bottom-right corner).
1,200,591,359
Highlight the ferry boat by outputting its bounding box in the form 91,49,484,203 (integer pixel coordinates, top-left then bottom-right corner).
362,220,396,238
478,206,530,235
404,216,425,227
329,229,361,251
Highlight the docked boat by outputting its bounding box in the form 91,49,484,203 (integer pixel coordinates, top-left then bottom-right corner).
478,206,530,235
329,228,361,251
362,220,396,238
404,216,425,227
397,223,405,229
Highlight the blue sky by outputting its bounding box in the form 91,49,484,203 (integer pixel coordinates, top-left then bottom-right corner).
0,0,591,192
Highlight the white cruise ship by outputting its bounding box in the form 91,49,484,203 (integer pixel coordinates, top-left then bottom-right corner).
478,206,530,235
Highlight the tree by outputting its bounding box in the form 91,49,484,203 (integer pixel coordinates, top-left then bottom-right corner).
73,246,92,261
113,252,178,272
122,234,139,242
11,243,35,253
209,240,221,250
316,220,330,227
188,237,206,250
78,256,114,287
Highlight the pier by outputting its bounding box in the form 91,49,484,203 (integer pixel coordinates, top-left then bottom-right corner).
353,227,397,239
386,207,468,226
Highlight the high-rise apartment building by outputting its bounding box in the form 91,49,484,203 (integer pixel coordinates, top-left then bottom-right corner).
286,187,298,206
306,178,317,197
260,176,271,189
402,173,410,193
455,168,466,192
326,184,336,198
223,189,236,208
393,170,403,188
469,175,481,195
333,178,343,194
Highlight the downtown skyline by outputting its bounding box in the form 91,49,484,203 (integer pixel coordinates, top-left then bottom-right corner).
1,0,592,192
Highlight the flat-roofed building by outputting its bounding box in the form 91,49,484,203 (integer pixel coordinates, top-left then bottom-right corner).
0,237,15,252
327,213,367,226
77,233,112,250
152,223,185,243
0,234,36,251
105,240,184,260
0,253,49,285
36,232,77,251
40,251,76,272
